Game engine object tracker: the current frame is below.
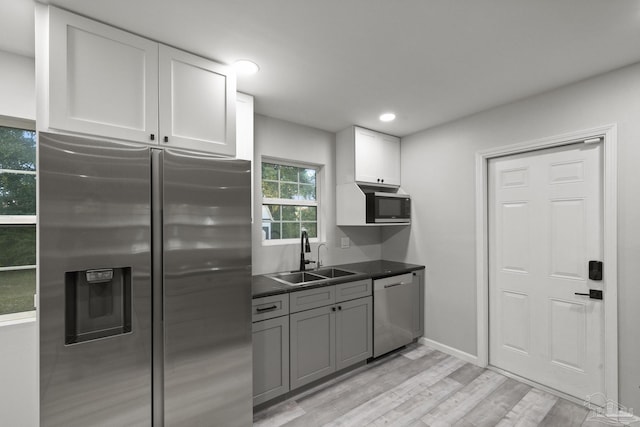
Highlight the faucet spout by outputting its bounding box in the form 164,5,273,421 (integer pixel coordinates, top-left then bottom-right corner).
299,230,311,271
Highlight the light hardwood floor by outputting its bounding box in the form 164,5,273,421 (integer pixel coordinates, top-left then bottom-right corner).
253,343,628,427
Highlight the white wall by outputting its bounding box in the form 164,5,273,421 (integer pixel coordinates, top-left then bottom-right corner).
0,51,38,426
0,50,35,120
0,320,38,427
252,114,382,275
382,61,640,410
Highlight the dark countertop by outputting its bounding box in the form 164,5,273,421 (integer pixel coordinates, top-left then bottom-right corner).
252,259,424,298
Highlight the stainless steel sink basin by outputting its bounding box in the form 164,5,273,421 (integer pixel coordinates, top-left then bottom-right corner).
313,268,357,278
268,267,359,286
269,271,326,285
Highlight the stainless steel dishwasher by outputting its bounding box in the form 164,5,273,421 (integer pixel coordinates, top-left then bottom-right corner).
373,272,417,357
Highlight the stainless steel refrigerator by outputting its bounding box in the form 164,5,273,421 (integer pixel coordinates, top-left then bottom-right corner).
38,132,252,426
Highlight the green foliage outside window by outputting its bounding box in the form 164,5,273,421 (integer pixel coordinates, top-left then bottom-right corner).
261,162,318,241
0,125,37,316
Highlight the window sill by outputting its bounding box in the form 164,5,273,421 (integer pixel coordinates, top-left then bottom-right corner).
0,311,36,327
262,237,320,247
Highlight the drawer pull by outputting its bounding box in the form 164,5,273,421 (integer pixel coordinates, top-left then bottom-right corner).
256,305,278,313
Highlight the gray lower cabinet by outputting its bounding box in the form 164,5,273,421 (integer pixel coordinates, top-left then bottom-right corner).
290,305,336,390
336,296,373,370
252,293,290,406
252,315,290,406
290,294,372,390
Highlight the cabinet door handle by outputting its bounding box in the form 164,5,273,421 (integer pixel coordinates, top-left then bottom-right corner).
256,305,278,313
163,136,169,143
150,133,155,141
331,307,336,312
337,306,342,311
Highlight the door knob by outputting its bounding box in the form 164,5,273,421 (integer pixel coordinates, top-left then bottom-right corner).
574,289,603,300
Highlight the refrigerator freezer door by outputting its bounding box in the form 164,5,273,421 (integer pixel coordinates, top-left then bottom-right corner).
161,149,252,426
39,133,152,427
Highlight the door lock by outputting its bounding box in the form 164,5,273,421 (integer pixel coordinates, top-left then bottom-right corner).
589,260,603,281
574,289,603,300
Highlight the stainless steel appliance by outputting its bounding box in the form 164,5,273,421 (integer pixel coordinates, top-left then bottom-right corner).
373,272,417,357
365,192,411,224
38,133,252,426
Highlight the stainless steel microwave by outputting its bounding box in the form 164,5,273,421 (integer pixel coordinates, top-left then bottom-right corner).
365,192,411,223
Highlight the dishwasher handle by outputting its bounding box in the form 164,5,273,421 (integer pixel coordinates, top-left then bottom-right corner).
374,273,414,291
384,282,408,289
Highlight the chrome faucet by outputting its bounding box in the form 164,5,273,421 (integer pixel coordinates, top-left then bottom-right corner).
299,230,312,271
316,243,327,269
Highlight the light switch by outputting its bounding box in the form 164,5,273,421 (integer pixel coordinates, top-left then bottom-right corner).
341,237,350,248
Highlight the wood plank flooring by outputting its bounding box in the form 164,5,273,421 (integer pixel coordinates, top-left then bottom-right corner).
253,343,625,427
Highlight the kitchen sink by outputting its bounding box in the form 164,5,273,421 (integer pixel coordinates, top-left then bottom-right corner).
269,271,326,285
268,268,358,286
313,268,357,278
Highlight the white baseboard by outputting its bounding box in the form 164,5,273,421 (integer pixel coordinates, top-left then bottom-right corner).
419,337,479,366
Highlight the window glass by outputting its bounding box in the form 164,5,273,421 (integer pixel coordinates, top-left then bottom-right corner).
0,124,37,316
0,226,36,267
261,161,319,242
0,269,36,316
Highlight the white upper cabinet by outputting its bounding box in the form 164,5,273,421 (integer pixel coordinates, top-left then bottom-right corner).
337,126,400,187
235,92,254,162
37,5,236,156
159,45,235,155
40,6,158,143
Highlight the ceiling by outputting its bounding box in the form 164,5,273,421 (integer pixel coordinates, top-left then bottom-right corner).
3,0,640,137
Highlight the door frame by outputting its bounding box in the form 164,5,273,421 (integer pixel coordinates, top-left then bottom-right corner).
475,124,618,403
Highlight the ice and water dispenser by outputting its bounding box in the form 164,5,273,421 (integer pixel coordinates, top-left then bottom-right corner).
65,267,132,345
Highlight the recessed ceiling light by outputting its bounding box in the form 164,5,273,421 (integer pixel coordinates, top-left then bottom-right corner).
379,113,396,122
233,59,260,75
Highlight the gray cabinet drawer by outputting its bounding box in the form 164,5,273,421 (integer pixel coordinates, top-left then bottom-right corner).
289,285,336,313
252,294,289,322
336,279,372,303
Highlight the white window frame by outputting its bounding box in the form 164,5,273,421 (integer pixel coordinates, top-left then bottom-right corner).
261,157,321,246
0,115,36,324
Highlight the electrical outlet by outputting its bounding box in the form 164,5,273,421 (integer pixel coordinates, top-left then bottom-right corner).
341,237,350,249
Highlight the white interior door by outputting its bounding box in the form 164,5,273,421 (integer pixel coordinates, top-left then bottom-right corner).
488,142,604,401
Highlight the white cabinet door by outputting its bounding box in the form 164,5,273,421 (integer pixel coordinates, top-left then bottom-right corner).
47,7,158,143
354,127,380,184
379,133,401,186
159,45,236,156
354,127,400,186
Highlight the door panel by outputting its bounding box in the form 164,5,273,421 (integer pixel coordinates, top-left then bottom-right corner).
489,142,604,400
549,299,586,371
500,202,530,273
290,306,336,389
550,199,586,280
336,296,372,370
38,133,152,427
252,316,290,406
162,149,251,426
48,7,158,142
159,45,236,155
500,291,530,354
